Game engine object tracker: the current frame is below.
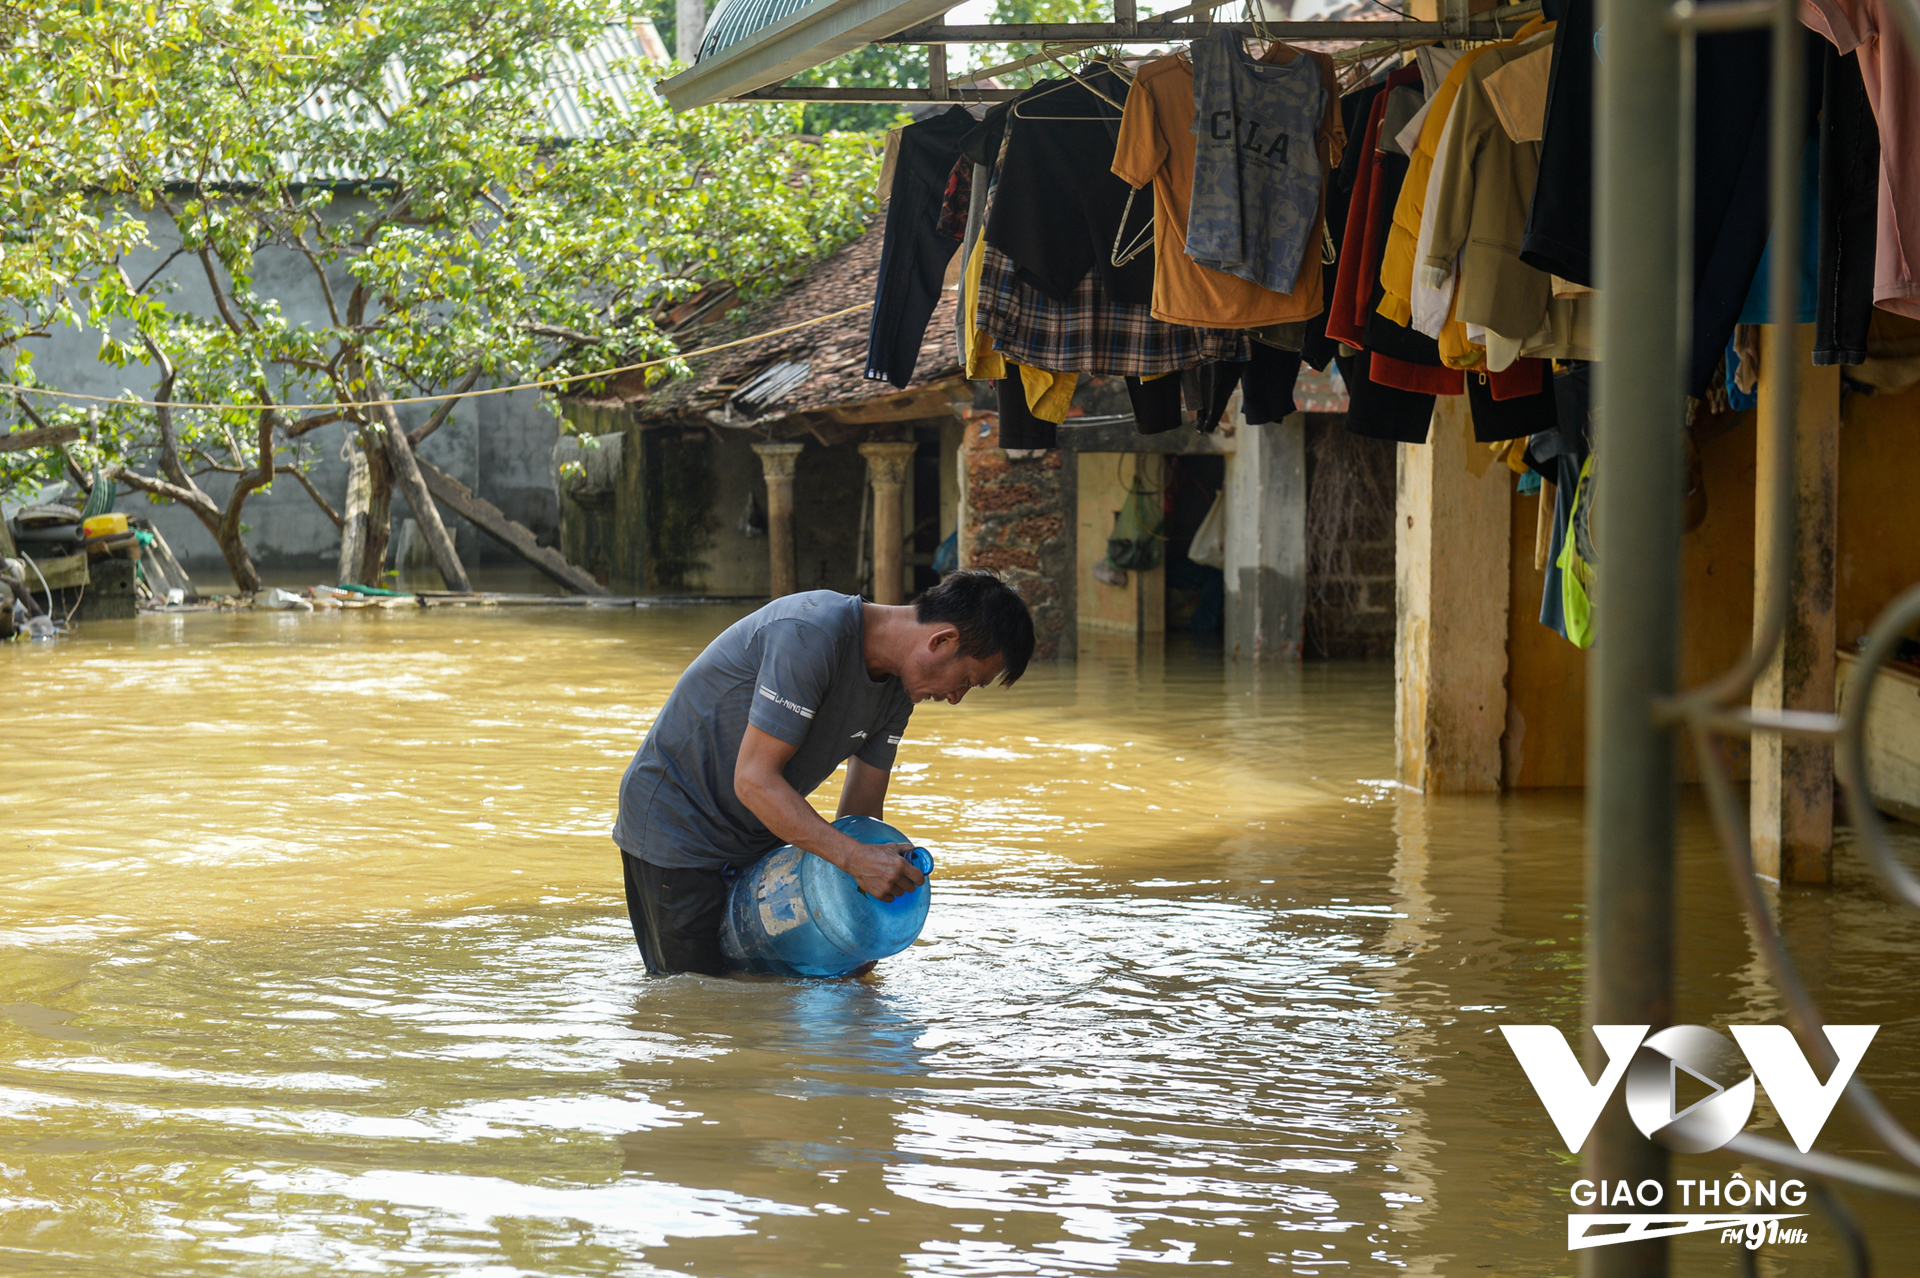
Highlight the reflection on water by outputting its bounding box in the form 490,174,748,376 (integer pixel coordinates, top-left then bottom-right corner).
3,610,1917,1276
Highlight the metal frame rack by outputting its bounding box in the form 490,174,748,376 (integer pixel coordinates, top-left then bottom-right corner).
1596,0,1920,1272
661,0,1538,107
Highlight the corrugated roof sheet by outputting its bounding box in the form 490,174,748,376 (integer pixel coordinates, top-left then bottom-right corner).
697,0,817,62
288,23,655,182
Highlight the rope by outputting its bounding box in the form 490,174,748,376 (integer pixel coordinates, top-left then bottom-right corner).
0,301,872,417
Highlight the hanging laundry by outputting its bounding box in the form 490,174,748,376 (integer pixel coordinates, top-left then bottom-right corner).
1802,0,1920,320
1482,44,1552,143
1521,0,1596,283
1188,342,1306,433
1113,42,1344,329
975,233,1248,376
1736,137,1819,326
1525,362,1592,644
1415,44,1466,99
1524,0,1820,391
866,105,979,388
1687,31,1822,396
1328,67,1419,348
1423,29,1557,362
1302,74,1394,372
1408,96,1465,340
1377,16,1550,331
986,65,1155,304
1356,85,1465,392
1467,366,1559,443
1813,42,1881,364
1185,30,1333,295
935,156,972,241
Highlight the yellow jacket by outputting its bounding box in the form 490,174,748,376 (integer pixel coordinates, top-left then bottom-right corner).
1376,17,1549,331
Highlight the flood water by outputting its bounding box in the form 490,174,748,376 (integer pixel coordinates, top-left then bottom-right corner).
4,606,1918,1276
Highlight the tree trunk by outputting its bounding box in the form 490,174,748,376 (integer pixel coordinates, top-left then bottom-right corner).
337,439,372,585
359,425,394,585
214,524,262,595
366,369,471,593
414,456,609,595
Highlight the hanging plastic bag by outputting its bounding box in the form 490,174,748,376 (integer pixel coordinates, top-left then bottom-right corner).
1187,489,1226,569
1557,455,1597,648
1105,478,1165,571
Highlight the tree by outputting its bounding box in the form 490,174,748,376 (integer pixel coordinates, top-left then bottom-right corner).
1,0,880,592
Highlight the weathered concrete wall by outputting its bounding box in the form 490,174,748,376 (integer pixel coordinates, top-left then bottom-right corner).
1304,414,1395,658
1395,396,1511,793
30,204,561,585
555,413,816,597
958,410,1071,660
1501,378,1920,789
1223,413,1306,660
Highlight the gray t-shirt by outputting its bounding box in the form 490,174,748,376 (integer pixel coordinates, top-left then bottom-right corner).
613,592,914,870
1184,30,1325,294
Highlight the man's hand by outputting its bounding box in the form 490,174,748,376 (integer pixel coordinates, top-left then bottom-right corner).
831,839,926,902
736,726,923,899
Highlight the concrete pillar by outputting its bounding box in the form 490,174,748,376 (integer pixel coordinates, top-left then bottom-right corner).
1752,324,1840,882
752,441,803,598
675,0,706,62
860,441,917,605
1223,409,1306,660
1395,395,1510,792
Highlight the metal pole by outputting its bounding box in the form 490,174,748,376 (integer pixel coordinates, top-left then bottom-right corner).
1588,0,1685,1269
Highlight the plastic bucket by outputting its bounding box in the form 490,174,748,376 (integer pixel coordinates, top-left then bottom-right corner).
81,513,129,539
719,815,934,977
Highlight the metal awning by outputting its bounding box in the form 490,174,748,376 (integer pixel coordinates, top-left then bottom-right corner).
658,0,958,110
659,0,1540,110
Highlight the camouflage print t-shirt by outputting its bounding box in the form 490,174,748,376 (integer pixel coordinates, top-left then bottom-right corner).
1184,30,1326,295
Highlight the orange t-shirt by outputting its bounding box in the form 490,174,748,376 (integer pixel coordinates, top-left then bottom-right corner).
1112,46,1344,329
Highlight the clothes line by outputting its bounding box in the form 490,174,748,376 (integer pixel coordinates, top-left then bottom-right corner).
0,303,874,417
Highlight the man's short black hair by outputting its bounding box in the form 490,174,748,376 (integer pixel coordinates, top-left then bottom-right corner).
913,569,1035,686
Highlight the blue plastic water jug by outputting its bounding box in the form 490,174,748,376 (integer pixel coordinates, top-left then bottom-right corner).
719,815,934,977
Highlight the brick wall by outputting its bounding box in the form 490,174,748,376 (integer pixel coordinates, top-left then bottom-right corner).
1304,414,1396,658
958,408,1072,660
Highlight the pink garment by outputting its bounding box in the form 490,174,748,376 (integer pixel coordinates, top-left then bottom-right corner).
1802,0,1920,317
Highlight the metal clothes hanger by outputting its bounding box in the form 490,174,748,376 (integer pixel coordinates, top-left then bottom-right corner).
1010,47,1127,117
1111,189,1154,268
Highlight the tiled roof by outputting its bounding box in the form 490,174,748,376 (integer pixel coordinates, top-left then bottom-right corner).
633,223,962,426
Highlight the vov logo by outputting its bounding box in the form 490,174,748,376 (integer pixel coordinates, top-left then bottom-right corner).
1499,1024,1879,1251
1499,1024,1877,1153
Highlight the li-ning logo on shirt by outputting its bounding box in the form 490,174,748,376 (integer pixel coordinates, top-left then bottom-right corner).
850,730,868,741
1210,111,1291,165
756,685,814,719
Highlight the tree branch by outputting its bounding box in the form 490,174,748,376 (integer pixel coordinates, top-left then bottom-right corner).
281,465,343,529
284,410,347,438
197,248,255,337
137,333,203,500
406,366,482,448
135,247,187,296
522,322,607,346
293,222,343,329
108,463,219,520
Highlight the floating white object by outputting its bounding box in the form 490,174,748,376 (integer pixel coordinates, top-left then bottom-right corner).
256,588,314,612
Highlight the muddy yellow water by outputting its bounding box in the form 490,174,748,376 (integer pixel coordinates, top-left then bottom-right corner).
4,608,1919,1276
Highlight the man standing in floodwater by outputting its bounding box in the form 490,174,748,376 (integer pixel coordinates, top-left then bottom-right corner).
613,569,1035,976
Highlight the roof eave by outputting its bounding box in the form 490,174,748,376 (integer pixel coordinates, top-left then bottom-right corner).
657,0,954,111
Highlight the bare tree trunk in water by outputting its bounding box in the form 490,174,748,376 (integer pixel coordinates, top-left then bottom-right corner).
337,440,371,585
359,426,394,585
365,365,471,593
